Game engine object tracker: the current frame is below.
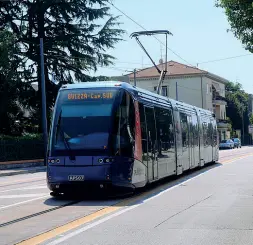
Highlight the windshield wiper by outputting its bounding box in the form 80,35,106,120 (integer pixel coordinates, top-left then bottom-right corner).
56,110,76,161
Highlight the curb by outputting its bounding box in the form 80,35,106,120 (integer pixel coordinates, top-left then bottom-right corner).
0,160,44,170
0,166,46,177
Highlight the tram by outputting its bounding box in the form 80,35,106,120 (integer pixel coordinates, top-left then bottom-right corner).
47,81,219,195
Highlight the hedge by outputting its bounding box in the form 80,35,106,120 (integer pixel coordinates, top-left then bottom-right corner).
0,134,44,162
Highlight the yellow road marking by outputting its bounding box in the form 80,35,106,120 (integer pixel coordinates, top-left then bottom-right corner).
221,153,253,164
16,206,121,245
15,152,253,245
16,193,144,245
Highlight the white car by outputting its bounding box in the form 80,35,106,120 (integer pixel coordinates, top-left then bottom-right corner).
219,139,235,149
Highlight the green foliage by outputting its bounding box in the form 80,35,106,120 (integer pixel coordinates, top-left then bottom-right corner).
249,114,253,125
0,137,43,162
216,0,253,52
0,0,125,132
225,81,250,132
0,0,124,83
226,117,232,131
0,30,34,136
226,81,248,113
0,134,42,140
0,133,43,162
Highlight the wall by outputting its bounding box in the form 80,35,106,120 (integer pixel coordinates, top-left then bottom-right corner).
129,75,227,118
167,76,203,108
203,77,226,119
130,76,205,109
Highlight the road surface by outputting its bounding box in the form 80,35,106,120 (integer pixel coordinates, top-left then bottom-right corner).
0,147,253,245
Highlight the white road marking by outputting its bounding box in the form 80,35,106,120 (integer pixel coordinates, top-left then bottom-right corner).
46,168,219,244
0,195,50,211
48,154,253,245
0,185,47,193
0,193,48,199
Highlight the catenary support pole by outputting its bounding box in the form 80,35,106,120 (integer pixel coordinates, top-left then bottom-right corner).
40,38,48,166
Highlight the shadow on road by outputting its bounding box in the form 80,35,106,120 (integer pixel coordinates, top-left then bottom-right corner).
44,161,222,208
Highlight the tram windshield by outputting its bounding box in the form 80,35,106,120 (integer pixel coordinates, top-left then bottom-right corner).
51,88,118,153
49,87,135,156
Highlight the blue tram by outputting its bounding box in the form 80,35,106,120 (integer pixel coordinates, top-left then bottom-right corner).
47,81,219,195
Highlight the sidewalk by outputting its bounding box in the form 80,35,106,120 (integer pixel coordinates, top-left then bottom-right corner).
0,159,46,177
0,166,46,177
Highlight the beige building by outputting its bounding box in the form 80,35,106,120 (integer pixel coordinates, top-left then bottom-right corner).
124,61,230,140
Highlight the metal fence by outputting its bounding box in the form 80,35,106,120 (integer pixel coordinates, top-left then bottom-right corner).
0,139,44,162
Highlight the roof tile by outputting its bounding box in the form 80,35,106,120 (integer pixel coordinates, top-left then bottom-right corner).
128,60,207,78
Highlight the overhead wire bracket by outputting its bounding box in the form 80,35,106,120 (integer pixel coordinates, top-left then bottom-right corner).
130,30,173,95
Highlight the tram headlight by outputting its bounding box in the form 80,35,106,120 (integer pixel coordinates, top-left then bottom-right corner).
98,158,114,163
48,158,61,164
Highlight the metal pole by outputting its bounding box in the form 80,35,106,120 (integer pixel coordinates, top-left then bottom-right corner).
134,68,136,86
40,38,48,166
176,81,178,100
242,109,244,145
201,77,204,108
165,34,168,72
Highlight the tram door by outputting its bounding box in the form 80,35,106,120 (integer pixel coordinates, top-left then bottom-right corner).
180,112,190,171
144,106,158,181
212,119,218,161
187,115,195,169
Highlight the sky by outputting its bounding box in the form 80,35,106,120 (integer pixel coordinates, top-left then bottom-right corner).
91,0,253,94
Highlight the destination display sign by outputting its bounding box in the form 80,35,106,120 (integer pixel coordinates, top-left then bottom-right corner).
67,91,115,101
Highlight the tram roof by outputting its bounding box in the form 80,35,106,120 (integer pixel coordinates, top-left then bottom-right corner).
60,81,213,116
61,81,170,99
60,81,129,89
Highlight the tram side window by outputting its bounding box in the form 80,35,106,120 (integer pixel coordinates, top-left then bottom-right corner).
192,117,198,147
202,122,208,147
213,126,217,146
180,112,188,148
139,103,148,154
155,107,175,153
113,91,135,156
208,123,213,146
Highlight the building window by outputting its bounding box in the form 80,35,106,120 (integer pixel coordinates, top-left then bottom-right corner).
154,86,168,96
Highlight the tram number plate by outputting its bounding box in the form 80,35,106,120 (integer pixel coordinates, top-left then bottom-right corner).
68,175,84,181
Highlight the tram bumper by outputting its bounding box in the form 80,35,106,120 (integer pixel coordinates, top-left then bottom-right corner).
47,165,135,194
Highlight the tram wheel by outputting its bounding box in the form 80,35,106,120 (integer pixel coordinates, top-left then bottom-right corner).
50,191,61,197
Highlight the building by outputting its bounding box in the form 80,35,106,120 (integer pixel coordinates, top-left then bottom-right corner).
125,60,230,140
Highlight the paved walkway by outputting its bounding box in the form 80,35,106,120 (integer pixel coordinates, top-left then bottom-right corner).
0,166,46,177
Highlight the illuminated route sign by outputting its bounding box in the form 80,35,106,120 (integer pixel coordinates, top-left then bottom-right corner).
67,92,114,100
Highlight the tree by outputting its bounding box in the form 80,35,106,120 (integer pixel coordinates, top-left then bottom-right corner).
216,0,253,52
0,30,34,135
225,81,249,141
249,114,253,125
0,0,124,130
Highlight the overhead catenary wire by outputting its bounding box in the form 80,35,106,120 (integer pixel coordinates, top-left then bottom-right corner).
19,43,253,68
197,53,253,65
108,1,193,66
43,55,202,91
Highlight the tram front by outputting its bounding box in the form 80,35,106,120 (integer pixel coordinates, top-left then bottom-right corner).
47,83,138,196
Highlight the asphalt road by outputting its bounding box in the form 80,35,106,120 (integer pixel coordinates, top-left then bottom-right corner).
0,147,253,245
